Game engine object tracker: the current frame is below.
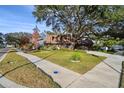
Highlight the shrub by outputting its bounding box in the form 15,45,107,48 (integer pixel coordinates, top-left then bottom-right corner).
103,39,118,47
118,40,124,46
70,52,81,61
92,44,101,50
40,46,46,50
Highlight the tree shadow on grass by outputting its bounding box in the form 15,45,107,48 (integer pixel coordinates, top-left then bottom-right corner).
0,52,56,79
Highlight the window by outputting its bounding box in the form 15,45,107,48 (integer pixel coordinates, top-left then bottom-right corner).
52,37,54,40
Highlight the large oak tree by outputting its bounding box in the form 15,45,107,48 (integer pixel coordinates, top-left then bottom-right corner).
33,5,124,49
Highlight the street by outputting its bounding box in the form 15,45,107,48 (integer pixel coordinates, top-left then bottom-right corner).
0,48,9,57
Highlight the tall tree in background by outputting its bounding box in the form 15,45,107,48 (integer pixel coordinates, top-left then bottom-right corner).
33,5,124,49
0,33,4,47
0,33,3,43
5,32,32,47
32,26,41,49
19,36,30,49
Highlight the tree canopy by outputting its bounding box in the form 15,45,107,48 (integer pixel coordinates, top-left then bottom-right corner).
5,32,32,47
0,33,4,47
32,26,41,49
33,5,124,48
101,20,124,39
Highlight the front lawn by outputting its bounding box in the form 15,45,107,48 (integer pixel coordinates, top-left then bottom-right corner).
31,50,106,74
0,50,60,88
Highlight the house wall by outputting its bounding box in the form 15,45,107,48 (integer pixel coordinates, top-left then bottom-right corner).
45,34,73,45
45,34,59,44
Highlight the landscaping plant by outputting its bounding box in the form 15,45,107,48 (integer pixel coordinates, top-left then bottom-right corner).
70,52,81,61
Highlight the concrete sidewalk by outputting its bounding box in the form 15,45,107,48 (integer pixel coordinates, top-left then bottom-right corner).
17,51,124,88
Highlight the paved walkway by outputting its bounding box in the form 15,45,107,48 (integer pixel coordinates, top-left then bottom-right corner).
0,49,26,88
86,51,124,73
17,51,124,88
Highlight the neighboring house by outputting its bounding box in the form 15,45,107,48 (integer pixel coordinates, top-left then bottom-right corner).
6,44,14,48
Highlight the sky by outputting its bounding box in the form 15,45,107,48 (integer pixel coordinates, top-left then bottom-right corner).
0,5,52,34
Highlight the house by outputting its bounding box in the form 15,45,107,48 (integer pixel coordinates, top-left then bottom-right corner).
6,44,14,48
45,34,59,44
45,33,93,49
45,33,72,46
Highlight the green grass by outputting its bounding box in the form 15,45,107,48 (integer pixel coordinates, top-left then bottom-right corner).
0,50,60,88
31,50,106,74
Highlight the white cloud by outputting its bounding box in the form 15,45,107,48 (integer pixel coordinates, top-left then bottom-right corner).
22,5,34,11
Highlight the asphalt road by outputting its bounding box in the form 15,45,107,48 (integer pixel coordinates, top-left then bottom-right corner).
0,48,9,57
0,48,9,88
